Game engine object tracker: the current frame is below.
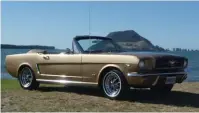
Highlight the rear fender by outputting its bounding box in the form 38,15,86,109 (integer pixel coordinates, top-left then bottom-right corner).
17,63,33,77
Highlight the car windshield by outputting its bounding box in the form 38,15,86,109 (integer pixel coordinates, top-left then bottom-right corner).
77,38,122,53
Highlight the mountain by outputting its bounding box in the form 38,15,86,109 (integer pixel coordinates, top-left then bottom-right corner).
106,30,165,51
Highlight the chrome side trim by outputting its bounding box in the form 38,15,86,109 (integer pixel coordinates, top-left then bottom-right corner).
127,72,187,77
39,74,91,79
36,79,98,86
36,64,40,74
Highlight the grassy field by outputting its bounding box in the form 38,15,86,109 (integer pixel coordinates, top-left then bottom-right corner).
1,79,199,112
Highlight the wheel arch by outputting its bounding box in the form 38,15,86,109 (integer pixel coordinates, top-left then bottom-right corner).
97,64,126,86
17,63,33,77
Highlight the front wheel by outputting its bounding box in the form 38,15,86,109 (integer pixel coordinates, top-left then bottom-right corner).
18,66,40,90
101,69,129,99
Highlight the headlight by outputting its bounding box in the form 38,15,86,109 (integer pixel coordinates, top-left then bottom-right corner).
183,60,188,68
139,61,145,68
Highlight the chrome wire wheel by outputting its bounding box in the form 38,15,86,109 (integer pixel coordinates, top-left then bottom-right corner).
19,67,33,88
103,71,122,98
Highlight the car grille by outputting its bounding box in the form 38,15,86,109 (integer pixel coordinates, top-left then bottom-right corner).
140,68,184,75
155,56,184,69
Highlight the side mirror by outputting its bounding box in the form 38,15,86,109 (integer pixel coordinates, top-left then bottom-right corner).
65,48,72,54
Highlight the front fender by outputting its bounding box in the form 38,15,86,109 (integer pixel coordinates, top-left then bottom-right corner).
97,64,128,84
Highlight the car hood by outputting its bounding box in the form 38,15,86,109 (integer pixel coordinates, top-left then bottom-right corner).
113,51,186,59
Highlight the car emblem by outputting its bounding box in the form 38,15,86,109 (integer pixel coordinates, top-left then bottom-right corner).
169,60,176,66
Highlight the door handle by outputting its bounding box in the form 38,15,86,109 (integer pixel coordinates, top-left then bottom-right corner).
43,56,50,60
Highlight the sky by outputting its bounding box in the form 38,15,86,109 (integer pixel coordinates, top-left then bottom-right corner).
1,1,199,50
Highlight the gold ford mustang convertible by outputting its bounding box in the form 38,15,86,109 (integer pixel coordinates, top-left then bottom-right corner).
5,36,188,99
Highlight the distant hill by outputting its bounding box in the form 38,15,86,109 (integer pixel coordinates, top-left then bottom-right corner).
1,44,55,49
107,30,165,51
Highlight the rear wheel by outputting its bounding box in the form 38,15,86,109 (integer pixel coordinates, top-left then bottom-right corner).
18,66,40,90
150,84,174,93
101,69,129,99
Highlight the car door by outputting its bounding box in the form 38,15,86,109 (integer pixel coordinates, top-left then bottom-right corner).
37,53,82,82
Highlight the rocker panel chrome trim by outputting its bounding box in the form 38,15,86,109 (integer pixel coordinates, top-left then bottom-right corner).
36,79,98,86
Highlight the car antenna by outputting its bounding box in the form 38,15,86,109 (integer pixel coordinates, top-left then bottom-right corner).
89,2,91,53
89,2,91,37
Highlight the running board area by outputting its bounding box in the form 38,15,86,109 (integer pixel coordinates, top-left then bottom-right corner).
36,79,98,87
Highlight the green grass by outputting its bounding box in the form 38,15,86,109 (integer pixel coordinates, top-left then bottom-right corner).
1,79,62,90
1,79,21,90
1,79,199,112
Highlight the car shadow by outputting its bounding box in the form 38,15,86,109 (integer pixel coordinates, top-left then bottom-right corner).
38,86,199,108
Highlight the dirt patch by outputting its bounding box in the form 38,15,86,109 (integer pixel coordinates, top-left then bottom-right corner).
1,82,199,112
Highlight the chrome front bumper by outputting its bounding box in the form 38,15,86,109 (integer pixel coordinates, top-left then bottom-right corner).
126,71,188,87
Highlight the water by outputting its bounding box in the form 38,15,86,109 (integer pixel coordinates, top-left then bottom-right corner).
1,49,199,82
